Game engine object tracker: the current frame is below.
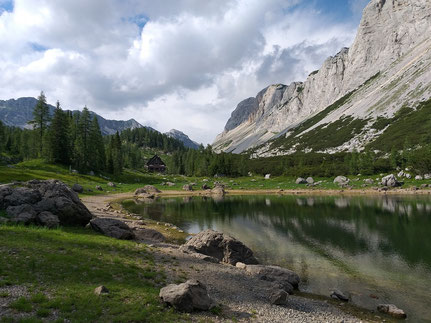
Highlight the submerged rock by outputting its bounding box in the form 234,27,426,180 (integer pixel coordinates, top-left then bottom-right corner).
377,304,407,319
159,280,214,312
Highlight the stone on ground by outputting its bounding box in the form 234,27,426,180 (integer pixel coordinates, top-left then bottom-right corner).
94,285,109,296
381,174,401,187
245,265,300,291
377,304,407,319
159,280,214,312
72,184,84,193
270,289,289,305
295,178,307,184
330,289,349,302
90,218,135,240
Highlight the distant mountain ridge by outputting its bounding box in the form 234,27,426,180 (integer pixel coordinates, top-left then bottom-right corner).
165,129,200,149
0,97,144,136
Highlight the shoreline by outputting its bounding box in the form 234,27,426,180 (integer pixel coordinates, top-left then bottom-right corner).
81,192,401,322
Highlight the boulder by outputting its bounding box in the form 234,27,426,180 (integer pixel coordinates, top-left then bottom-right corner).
334,176,349,186
210,185,225,196
1,180,93,227
381,174,401,187
202,184,210,190
424,174,431,180
295,178,307,184
270,290,288,305
90,218,135,240
134,227,166,242
415,175,423,180
159,280,214,312
183,184,193,191
107,182,116,187
330,289,349,302
244,265,300,290
143,185,161,193
306,177,314,184
180,229,258,265
166,182,175,187
95,185,103,191
364,179,374,185
6,204,37,225
36,211,60,228
398,171,405,178
72,184,84,193
405,173,412,179
377,304,406,319
265,174,271,180
136,193,155,199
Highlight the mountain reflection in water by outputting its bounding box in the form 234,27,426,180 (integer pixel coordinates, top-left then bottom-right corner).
123,194,431,322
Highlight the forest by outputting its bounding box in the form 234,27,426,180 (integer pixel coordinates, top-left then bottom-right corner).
2,92,431,178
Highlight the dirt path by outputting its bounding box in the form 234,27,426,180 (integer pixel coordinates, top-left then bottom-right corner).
81,193,384,322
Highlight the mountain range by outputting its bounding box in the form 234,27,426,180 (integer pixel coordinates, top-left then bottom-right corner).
0,97,200,149
213,0,431,157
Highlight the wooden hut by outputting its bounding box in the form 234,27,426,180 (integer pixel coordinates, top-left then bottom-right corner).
146,155,166,173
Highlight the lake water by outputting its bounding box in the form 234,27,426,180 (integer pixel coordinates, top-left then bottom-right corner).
122,194,431,322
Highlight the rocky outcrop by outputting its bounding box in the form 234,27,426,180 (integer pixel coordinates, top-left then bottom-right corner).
213,0,431,155
159,280,214,312
165,129,200,149
334,176,350,186
90,218,135,240
1,180,92,226
180,229,258,265
381,174,402,187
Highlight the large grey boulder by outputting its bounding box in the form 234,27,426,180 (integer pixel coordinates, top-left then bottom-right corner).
36,211,60,228
134,227,166,242
6,204,37,225
210,185,225,196
381,174,401,187
182,184,193,192
306,177,314,184
143,185,161,193
159,280,214,312
377,304,406,319
334,176,349,186
245,265,300,291
4,187,41,206
180,229,258,265
295,178,307,184
90,218,135,240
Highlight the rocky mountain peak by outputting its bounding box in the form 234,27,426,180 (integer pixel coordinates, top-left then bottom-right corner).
165,129,200,149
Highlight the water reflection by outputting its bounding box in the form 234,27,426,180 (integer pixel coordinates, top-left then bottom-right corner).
122,195,431,322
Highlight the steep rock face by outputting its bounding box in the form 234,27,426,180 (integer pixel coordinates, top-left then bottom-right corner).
213,0,431,154
165,129,200,149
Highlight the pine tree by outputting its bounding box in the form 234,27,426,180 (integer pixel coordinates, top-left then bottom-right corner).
74,107,92,170
112,131,123,174
28,91,51,156
0,120,4,153
48,101,71,165
89,116,105,171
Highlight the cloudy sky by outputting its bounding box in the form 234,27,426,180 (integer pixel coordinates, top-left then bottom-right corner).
0,0,369,144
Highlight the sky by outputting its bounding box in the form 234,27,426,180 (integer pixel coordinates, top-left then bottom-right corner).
0,0,369,144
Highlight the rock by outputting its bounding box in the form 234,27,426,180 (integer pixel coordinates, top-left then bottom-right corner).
330,289,349,302
89,171,95,176
306,177,314,184
334,176,349,186
425,174,431,180
36,211,60,228
398,171,405,178
107,182,116,187
166,182,175,187
4,187,42,207
94,285,109,296
420,184,428,189
134,228,166,242
95,185,103,191
381,174,401,187
72,184,84,193
265,174,271,180
189,253,219,263
405,173,412,179
210,185,225,196
6,204,37,225
295,178,307,184
377,304,407,319
245,265,300,290
202,184,210,190
180,229,258,265
364,178,374,185
183,184,193,191
90,218,135,240
415,175,423,180
236,262,247,269
270,290,288,305
136,193,155,199
135,185,161,195
160,280,214,312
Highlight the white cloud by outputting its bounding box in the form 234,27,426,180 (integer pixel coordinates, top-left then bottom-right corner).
0,0,360,144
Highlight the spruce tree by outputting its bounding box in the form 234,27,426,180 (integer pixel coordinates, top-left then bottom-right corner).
112,131,123,174
28,91,51,156
48,101,71,165
74,107,92,170
89,116,105,171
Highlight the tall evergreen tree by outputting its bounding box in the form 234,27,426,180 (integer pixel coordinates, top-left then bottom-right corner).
48,101,71,165
28,91,51,155
89,116,105,171
74,107,92,170
112,131,123,174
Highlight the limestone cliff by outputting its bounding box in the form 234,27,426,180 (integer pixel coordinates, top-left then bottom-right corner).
213,0,431,155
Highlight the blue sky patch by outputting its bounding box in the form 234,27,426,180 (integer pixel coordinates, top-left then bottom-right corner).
29,42,49,52
0,0,13,13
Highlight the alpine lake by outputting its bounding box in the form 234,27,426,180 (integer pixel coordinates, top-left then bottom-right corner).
122,194,431,322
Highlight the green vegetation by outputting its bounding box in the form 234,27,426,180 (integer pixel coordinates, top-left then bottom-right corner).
0,225,185,322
